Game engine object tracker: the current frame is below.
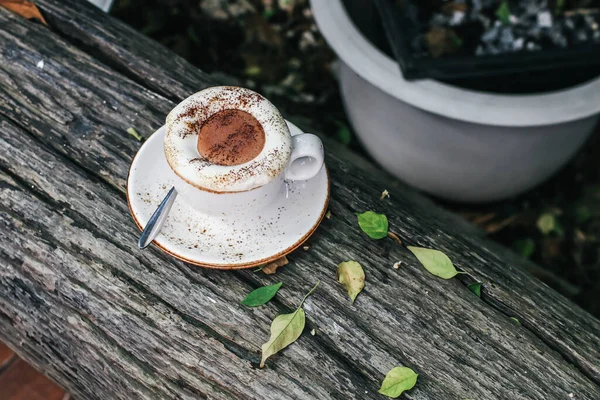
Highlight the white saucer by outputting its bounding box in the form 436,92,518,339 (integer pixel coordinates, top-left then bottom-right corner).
127,121,329,269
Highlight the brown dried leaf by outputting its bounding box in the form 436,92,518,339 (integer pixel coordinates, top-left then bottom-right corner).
470,212,497,226
0,0,47,25
278,0,297,14
262,256,289,274
425,26,461,58
484,215,518,234
245,14,282,49
441,1,468,15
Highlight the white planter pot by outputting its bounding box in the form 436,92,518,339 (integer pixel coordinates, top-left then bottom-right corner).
311,0,600,202
87,0,113,12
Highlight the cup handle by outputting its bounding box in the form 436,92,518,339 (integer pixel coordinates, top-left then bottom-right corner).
284,133,324,181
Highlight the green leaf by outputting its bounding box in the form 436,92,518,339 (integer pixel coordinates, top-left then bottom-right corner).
260,281,319,368
263,8,275,19
241,282,282,307
537,213,556,235
467,282,482,297
357,211,388,239
513,238,535,259
337,261,365,302
335,124,352,145
378,366,418,398
187,25,201,45
496,1,511,24
554,220,565,238
574,205,592,224
510,317,521,325
126,127,143,142
260,309,305,368
407,246,458,279
244,65,262,77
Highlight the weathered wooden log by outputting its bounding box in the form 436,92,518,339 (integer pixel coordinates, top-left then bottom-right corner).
0,2,599,399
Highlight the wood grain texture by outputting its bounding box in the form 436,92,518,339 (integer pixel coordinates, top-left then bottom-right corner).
0,3,599,399
35,0,217,103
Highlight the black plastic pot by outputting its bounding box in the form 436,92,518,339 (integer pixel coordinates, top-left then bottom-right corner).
343,0,600,93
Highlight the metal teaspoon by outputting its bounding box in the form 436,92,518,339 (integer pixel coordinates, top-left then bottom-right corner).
138,186,178,249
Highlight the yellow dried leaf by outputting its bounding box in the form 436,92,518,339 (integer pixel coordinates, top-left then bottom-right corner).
337,261,365,302
260,281,319,368
260,308,305,368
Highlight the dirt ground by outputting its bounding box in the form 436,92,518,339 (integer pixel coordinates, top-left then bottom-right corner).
111,0,600,317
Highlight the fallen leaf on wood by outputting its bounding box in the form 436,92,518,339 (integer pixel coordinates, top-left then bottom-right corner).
0,0,47,25
407,246,458,279
337,261,365,302
357,211,388,239
378,366,418,398
260,281,319,368
467,282,482,297
262,256,288,274
260,308,305,368
241,282,282,307
510,317,521,325
126,127,143,142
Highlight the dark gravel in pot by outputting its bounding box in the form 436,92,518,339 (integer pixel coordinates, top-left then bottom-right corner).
409,0,600,57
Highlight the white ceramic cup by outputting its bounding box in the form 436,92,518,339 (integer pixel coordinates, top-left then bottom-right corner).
164,87,324,216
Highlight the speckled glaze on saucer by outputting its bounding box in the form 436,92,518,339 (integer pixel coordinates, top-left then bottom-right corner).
127,121,329,269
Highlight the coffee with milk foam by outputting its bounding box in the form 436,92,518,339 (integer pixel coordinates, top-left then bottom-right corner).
164,86,292,193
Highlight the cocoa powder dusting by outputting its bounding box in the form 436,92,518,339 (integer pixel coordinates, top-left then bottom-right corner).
197,109,265,166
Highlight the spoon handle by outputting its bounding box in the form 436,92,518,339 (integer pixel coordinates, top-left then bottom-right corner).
138,186,178,249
